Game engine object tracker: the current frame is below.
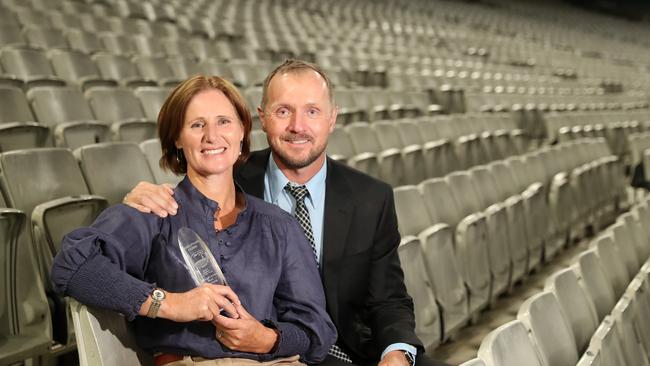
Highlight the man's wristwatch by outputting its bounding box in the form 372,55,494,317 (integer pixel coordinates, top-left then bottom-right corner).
147,288,165,318
403,351,415,366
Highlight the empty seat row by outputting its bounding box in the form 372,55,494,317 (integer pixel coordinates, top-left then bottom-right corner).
0,45,277,91
326,118,524,186
474,196,650,366
393,137,622,351
545,110,649,153
0,85,172,150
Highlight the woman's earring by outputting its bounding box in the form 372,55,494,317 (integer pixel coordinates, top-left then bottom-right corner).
176,148,183,163
239,141,243,156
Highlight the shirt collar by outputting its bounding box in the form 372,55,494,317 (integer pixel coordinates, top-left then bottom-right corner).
176,176,249,218
266,153,327,208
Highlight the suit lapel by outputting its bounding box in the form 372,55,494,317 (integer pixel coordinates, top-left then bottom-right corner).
322,159,354,321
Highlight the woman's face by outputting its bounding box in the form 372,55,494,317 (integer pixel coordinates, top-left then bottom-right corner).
176,89,244,179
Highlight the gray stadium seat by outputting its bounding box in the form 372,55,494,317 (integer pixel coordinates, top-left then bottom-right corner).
49,49,118,91
469,166,512,300
325,127,355,162
0,46,66,88
0,148,108,352
487,161,528,284
372,121,426,185
0,86,50,151
0,206,50,364
419,224,469,341
250,130,269,152
516,292,578,366
133,55,182,87
543,268,598,353
609,222,642,279
397,238,442,352
85,87,157,142
65,29,105,55
346,122,404,187
131,34,166,57
93,53,156,88
133,86,172,121
477,320,543,366
23,25,68,50
166,56,201,79
610,296,650,366
71,299,153,366
27,86,109,148
591,234,630,298
99,33,135,56
588,317,628,366
393,186,468,340
574,249,617,321
0,25,27,48
139,139,183,186
76,142,155,205
444,172,491,316
620,211,650,261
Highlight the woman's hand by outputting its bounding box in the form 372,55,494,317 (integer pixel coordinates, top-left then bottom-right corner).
158,284,241,322
123,181,179,217
213,303,278,354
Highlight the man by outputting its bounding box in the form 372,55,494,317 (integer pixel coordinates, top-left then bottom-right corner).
126,60,449,366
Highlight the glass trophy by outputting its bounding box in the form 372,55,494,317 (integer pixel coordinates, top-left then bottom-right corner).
178,227,228,286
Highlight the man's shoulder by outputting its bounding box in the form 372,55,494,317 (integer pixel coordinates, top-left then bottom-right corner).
327,158,392,196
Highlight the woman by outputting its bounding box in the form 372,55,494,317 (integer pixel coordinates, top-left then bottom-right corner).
51,75,336,365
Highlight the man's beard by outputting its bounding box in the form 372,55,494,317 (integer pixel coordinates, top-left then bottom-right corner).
270,137,326,170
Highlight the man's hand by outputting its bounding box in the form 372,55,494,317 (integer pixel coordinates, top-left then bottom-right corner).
123,181,178,217
378,350,410,366
213,303,278,354
158,284,241,322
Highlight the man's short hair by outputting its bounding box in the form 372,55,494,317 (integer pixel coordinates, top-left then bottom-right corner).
260,59,335,110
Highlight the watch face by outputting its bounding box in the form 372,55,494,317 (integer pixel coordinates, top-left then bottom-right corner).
152,289,165,301
404,351,415,365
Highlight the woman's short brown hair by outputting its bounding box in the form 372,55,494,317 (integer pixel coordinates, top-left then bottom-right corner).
158,75,252,175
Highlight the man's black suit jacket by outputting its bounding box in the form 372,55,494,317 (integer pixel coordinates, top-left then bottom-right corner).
235,149,422,364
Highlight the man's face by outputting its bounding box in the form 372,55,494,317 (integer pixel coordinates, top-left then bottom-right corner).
259,70,336,170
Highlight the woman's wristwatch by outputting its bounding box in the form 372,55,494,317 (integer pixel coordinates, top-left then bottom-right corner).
403,350,415,366
147,288,166,318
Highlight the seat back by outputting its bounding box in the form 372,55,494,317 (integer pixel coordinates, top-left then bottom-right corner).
397,238,441,352
393,186,433,236
139,139,182,186
85,87,147,122
27,86,97,125
611,296,650,366
419,223,469,340
574,249,616,321
71,300,153,366
0,148,90,215
477,320,543,366
589,317,628,366
591,234,630,298
0,86,36,123
76,142,155,205
544,268,598,353
133,86,171,121
517,292,578,366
